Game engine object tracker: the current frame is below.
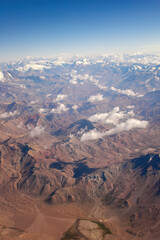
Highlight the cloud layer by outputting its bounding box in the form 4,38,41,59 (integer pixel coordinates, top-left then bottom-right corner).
70,70,90,84
39,108,47,113
69,70,107,89
72,104,79,110
88,94,103,103
51,103,68,113
30,126,45,137
111,87,143,97
55,94,67,102
80,106,148,141
0,110,18,119
81,118,148,141
89,107,134,125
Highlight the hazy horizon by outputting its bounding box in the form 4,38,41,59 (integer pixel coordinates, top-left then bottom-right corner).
1,0,160,62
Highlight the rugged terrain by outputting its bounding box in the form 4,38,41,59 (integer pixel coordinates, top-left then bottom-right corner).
0,54,159,239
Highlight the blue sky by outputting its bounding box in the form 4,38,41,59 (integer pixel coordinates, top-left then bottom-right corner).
0,0,160,61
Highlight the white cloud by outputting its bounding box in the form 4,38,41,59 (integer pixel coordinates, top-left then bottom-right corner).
81,129,105,141
46,94,52,98
0,72,5,82
69,70,107,89
88,94,103,103
30,100,38,105
95,83,108,90
81,119,148,141
89,107,134,125
105,118,148,136
111,87,143,97
81,106,148,141
30,126,45,137
72,104,79,110
70,70,90,84
0,110,18,119
51,103,68,113
127,105,135,109
38,108,46,113
55,94,67,102
90,77,108,90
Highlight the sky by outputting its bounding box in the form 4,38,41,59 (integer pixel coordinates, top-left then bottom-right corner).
0,0,160,61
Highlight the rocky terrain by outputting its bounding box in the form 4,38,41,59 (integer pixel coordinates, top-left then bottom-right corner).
0,53,159,239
